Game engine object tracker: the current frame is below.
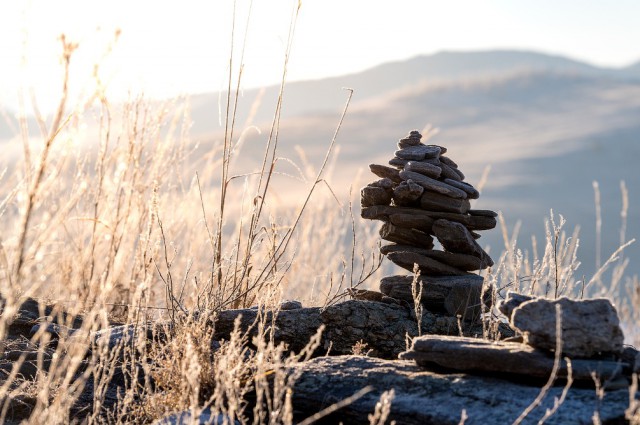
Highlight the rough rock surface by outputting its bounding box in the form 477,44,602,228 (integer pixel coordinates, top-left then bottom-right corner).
288,356,630,425
400,335,627,381
380,275,487,320
510,296,625,357
215,300,482,359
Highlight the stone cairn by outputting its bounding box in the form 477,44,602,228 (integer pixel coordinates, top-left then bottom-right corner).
360,130,497,320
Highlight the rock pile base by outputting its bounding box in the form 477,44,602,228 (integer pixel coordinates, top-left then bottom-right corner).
361,130,497,320
401,293,636,384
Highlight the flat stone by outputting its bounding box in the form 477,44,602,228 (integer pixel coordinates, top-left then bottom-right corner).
420,249,485,271
510,297,625,357
389,213,434,233
370,177,394,190
439,162,463,181
369,164,402,183
380,244,434,256
429,144,447,154
380,274,486,320
392,180,424,206
400,335,627,382
380,222,434,249
443,179,479,199
387,251,470,276
432,220,493,267
405,161,441,179
382,245,485,271
361,186,392,207
395,145,441,160
468,209,498,218
389,157,409,168
399,170,467,199
287,355,630,425
439,155,458,168
361,206,497,231
420,191,471,214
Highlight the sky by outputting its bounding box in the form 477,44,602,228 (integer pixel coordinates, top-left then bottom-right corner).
1,0,640,113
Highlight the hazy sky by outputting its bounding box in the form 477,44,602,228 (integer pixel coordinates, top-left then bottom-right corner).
1,0,639,112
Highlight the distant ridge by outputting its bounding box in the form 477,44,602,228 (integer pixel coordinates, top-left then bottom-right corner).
187,50,636,133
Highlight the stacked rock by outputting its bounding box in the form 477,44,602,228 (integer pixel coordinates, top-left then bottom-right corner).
361,130,497,320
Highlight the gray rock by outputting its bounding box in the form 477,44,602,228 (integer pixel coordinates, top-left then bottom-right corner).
439,155,458,168
398,132,423,148
370,177,394,190
432,219,493,267
398,140,423,149
399,170,467,199
400,335,627,382
395,145,441,160
443,179,479,199
153,409,238,425
387,251,470,276
440,162,465,181
389,157,409,168
280,300,303,310
404,161,441,179
511,297,625,357
288,356,629,425
380,222,434,249
419,249,485,271
360,186,392,207
428,144,447,154
498,291,534,319
369,164,402,183
389,213,434,233
380,244,434,256
468,209,498,217
466,215,497,231
380,274,486,320
361,205,497,231
420,191,471,214
392,180,424,206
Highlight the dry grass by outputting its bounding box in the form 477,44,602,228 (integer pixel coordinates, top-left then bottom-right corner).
1,5,638,424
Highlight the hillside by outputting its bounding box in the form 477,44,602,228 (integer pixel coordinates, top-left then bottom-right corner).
2,50,639,281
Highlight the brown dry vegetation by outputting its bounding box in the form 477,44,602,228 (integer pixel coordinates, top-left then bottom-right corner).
0,11,638,425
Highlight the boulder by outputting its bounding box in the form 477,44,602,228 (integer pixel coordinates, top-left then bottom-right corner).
510,297,625,357
288,356,630,425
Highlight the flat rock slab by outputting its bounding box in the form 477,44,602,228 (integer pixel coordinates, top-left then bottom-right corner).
369,164,402,183
420,190,471,214
380,274,486,320
380,222,434,249
387,251,469,276
432,219,493,267
510,296,625,357
288,356,630,425
399,170,467,199
361,205,497,231
389,213,434,232
405,161,441,178
400,335,627,381
395,145,441,160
